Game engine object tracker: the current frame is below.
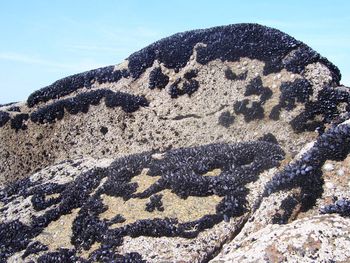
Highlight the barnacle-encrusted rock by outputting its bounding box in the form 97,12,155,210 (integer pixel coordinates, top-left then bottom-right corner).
0,23,349,262
1,23,347,185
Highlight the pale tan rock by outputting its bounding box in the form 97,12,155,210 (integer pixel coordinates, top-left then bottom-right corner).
211,215,350,263
0,57,342,185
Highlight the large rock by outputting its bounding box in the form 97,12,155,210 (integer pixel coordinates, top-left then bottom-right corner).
0,23,349,262
211,121,350,262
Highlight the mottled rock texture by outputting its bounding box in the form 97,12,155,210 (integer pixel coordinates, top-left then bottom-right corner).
0,23,349,262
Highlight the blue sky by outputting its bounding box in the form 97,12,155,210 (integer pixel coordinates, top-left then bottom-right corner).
0,0,349,103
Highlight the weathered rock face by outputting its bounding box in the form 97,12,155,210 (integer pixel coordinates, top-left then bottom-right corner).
212,214,350,262
0,24,349,262
0,23,346,185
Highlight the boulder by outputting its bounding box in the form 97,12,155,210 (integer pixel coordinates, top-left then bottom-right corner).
0,23,349,262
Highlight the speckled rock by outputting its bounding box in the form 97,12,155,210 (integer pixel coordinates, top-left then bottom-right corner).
0,23,346,185
211,214,350,263
212,120,350,262
0,24,350,262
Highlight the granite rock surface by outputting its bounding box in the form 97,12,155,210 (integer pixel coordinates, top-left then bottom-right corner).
0,23,349,262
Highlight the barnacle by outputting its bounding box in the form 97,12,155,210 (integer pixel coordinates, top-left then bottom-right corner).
290,87,350,133
0,111,10,127
148,67,169,89
269,79,312,121
10,113,29,131
218,111,235,128
265,124,350,213
30,89,149,124
320,198,350,217
128,24,340,82
27,66,129,107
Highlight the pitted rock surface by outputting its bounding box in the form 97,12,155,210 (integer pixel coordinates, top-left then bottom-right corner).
211,214,350,263
0,23,347,185
0,23,350,262
1,141,284,262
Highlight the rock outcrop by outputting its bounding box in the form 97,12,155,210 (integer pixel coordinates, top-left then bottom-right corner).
0,23,349,262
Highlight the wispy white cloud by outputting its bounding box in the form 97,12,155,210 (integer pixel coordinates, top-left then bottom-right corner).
0,52,55,66
97,26,162,45
63,44,131,53
57,17,163,57
59,15,162,45
255,20,349,51
133,26,161,38
256,17,349,31
0,52,106,72
255,20,321,30
306,36,350,48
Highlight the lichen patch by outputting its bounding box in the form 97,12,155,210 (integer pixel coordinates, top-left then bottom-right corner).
130,169,161,194
33,208,79,251
100,189,223,227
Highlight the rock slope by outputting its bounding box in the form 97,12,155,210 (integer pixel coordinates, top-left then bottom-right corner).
0,23,349,262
